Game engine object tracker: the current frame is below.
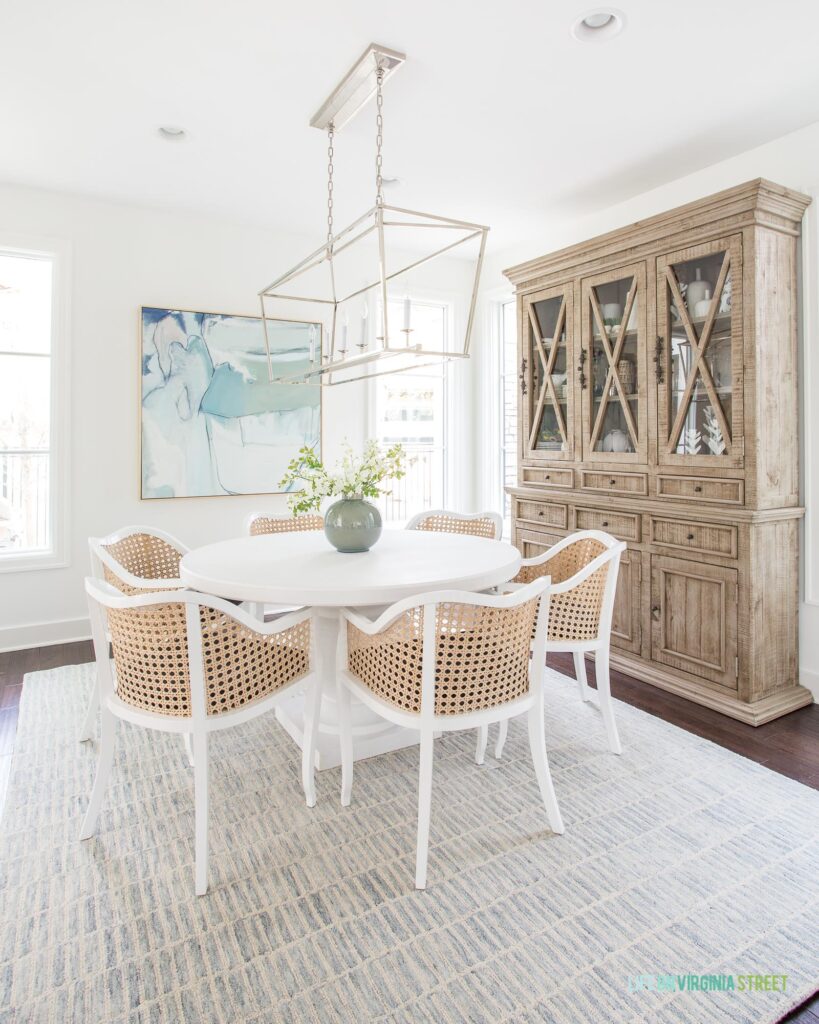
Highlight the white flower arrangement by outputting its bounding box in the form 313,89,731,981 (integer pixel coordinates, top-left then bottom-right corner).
279,441,407,515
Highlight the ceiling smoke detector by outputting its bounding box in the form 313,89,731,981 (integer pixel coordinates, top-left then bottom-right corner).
571,8,626,41
158,125,187,140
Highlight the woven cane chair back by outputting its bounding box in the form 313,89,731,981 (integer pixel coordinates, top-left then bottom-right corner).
514,535,618,644
347,596,538,716
408,510,502,541
105,599,311,719
248,513,324,536
100,531,184,595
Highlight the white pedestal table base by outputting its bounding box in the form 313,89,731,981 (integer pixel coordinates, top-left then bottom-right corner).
276,607,420,770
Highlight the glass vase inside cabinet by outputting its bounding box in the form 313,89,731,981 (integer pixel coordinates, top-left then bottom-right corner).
521,283,574,461
656,235,743,467
581,264,646,463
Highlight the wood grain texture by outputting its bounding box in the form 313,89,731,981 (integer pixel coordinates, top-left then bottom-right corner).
507,180,811,724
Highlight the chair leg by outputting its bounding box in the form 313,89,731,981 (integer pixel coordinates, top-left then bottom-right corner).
79,706,116,840
336,677,353,807
79,683,99,742
596,648,622,755
527,703,564,835
573,651,591,702
475,725,488,765
302,678,322,808
495,718,509,759
415,728,434,890
193,731,209,896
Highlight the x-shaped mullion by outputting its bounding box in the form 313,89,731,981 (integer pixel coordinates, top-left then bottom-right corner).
527,299,567,450
588,288,638,452
665,252,732,455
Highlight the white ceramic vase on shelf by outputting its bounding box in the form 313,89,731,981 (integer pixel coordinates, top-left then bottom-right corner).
686,267,711,311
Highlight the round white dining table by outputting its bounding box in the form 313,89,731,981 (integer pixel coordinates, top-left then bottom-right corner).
180,529,521,769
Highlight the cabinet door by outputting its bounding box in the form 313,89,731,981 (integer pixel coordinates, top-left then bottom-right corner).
611,549,641,655
650,555,738,690
580,263,647,464
520,283,575,462
656,235,744,468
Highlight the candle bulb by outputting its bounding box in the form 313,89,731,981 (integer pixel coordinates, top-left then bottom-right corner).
341,313,349,352
403,295,411,332
360,301,368,347
308,324,316,364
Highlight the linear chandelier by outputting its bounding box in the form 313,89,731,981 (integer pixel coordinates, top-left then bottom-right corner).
260,43,489,386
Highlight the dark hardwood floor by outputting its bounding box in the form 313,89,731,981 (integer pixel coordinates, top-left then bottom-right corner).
0,641,816,1020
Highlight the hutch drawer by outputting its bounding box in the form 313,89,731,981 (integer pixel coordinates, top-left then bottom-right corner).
520,466,573,489
516,528,565,560
656,474,744,505
650,517,738,558
580,470,648,496
514,498,568,530
575,506,641,542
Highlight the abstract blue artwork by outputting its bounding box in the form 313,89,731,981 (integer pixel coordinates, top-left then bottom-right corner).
140,307,321,499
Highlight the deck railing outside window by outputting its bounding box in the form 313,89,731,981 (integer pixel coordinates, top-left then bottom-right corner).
380,445,440,523
0,451,49,551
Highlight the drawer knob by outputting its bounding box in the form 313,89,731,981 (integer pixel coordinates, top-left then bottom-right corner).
602,521,609,527
687,533,695,541
538,510,544,516
545,474,550,480
694,485,703,493
609,478,616,485
651,604,661,620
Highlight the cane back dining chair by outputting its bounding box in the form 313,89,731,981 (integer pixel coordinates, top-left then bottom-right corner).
336,577,564,889
481,531,625,763
80,526,188,742
246,512,325,536
245,512,325,619
80,578,318,895
406,509,503,541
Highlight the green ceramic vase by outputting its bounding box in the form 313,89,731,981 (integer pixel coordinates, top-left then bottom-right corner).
324,497,382,553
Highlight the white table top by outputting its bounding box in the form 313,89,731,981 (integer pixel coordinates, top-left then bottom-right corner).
180,529,521,607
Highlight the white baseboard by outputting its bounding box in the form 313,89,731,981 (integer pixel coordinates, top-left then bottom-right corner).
0,616,90,653
799,668,819,703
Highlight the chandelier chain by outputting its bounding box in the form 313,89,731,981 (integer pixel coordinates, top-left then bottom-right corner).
326,123,335,252
375,65,384,206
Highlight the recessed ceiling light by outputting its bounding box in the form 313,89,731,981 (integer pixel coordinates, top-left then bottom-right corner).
570,8,626,41
158,125,187,140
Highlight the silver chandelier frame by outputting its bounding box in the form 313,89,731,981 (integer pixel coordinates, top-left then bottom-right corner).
259,43,489,387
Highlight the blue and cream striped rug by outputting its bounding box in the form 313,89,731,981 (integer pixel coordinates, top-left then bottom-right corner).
1,663,818,1023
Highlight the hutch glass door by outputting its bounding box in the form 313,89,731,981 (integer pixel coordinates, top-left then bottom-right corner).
657,236,743,468
521,283,574,462
581,263,646,463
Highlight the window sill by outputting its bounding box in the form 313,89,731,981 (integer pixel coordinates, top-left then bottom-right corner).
0,550,68,574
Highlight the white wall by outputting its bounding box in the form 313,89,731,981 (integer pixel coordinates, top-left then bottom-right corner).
473,117,819,698
0,183,475,650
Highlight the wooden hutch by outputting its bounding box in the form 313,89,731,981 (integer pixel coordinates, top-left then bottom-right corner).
504,179,812,724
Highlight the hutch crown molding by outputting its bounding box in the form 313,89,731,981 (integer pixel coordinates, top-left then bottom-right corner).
504,179,812,725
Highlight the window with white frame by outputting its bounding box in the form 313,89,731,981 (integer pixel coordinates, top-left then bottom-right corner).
499,298,518,533
0,250,58,561
372,297,449,522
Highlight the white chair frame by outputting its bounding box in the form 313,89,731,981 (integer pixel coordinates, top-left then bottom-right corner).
80,578,320,896
80,526,189,742
406,509,504,540
336,578,564,890
485,531,626,762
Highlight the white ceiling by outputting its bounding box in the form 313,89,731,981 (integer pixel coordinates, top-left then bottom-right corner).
3,0,819,253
